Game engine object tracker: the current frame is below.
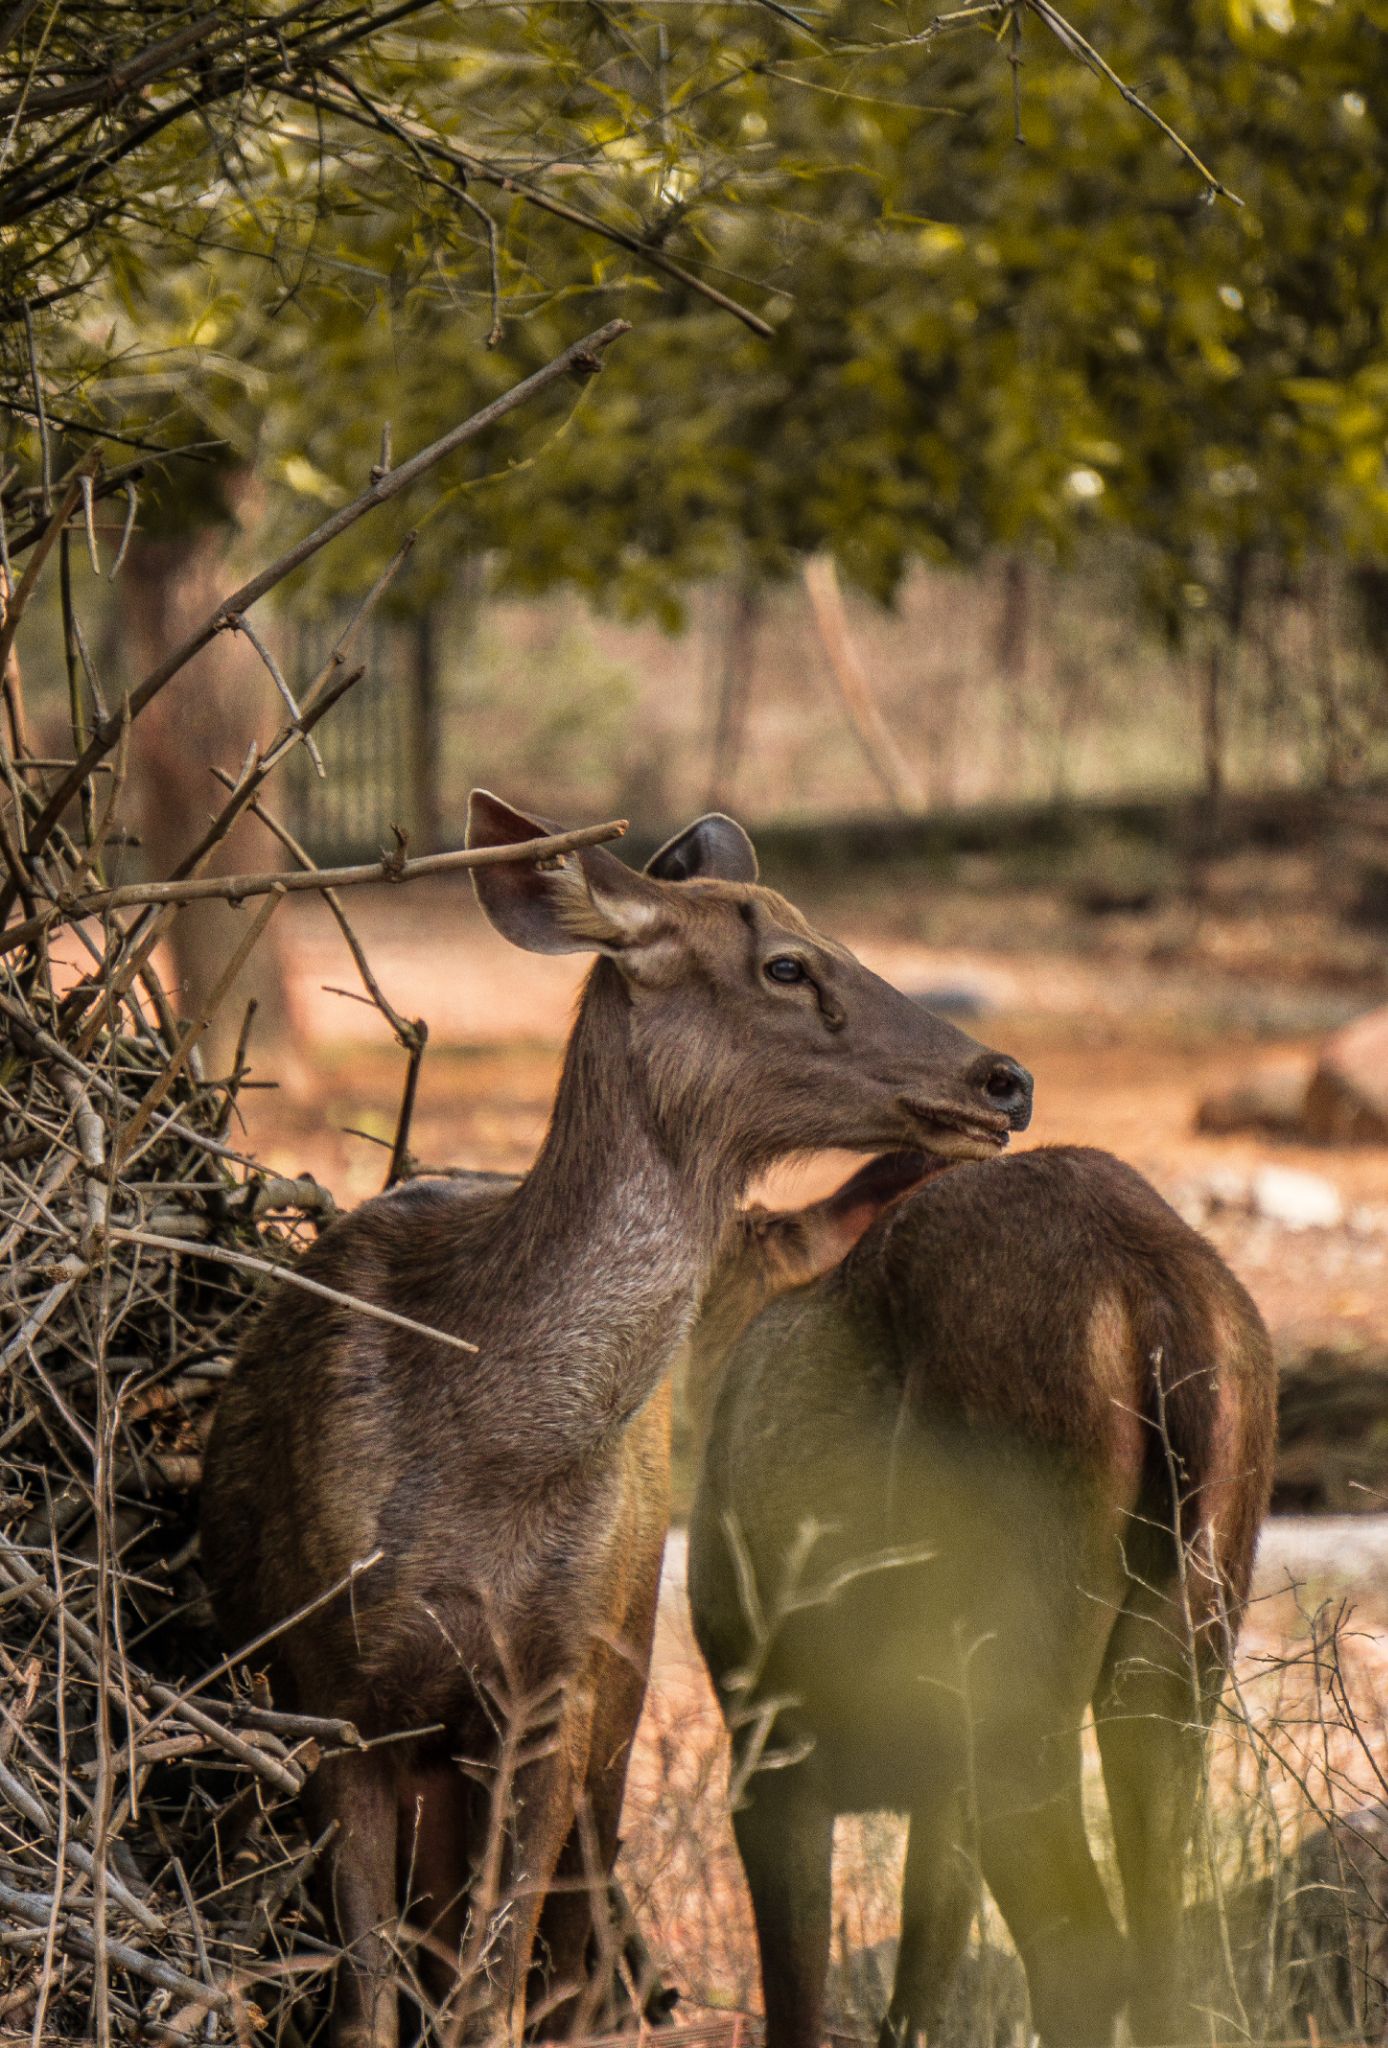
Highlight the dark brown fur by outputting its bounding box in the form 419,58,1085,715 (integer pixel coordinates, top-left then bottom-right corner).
198,796,1031,2048
689,1145,1277,2048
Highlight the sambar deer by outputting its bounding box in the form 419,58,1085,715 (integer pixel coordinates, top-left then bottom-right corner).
689,1144,1276,2048
198,793,1032,2048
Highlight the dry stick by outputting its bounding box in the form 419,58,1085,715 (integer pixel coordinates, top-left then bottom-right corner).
298,532,417,718
0,803,33,915
0,457,95,689
90,1249,122,2048
1,1612,315,1806
113,887,285,1168
4,456,153,563
0,990,262,1178
29,1523,69,2048
169,1858,219,2032
0,1881,230,2011
1022,0,1241,204
21,301,50,513
16,320,630,892
48,548,388,1036
0,0,445,228
1,816,627,954
217,774,414,1043
119,534,413,967
0,574,27,764
227,611,325,778
61,698,129,908
802,555,924,815
218,777,428,1185
385,1031,427,1189
53,1065,107,1245
0,1273,79,1374
0,1760,162,1936
59,528,95,851
220,1704,359,1746
136,1549,385,1742
134,1699,302,1802
67,662,369,1059
110,1227,481,1358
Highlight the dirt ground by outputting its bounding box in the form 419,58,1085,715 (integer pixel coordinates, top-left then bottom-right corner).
240,874,1388,1357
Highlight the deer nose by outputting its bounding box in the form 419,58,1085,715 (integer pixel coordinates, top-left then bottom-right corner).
969,1053,1033,1130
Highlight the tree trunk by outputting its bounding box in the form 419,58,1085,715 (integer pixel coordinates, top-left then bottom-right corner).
705,581,760,812
994,554,1031,680
803,554,924,815
1310,561,1347,789
1201,639,1226,811
406,607,444,854
121,499,294,1081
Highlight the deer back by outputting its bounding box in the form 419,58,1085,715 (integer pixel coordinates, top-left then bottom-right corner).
690,1145,1275,1758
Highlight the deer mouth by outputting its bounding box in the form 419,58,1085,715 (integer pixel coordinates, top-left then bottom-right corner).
898,1100,1011,1157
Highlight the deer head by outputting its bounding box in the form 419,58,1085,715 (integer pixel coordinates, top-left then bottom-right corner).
468,793,1031,1180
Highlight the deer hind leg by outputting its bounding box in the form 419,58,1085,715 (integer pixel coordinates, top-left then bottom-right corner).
305,1750,402,2048
732,1760,834,2048
974,1728,1126,2048
398,1761,483,2038
879,1787,978,2048
473,1681,593,2048
1095,1568,1226,2047
532,1577,667,2035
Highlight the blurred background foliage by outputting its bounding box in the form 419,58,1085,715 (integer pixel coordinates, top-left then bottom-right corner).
8,0,1388,604
1,0,1386,865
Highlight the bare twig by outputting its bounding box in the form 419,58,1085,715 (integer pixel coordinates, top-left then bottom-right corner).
16,321,630,888
0,818,628,953
109,1228,481,1357
1023,0,1242,204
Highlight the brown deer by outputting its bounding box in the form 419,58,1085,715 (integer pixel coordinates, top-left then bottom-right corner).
198,793,1033,2048
689,1144,1276,2048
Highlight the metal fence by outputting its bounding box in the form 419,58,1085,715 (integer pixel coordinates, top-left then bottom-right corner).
286,616,440,863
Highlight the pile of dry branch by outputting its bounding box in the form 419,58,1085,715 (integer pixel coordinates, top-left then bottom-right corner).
0,933,346,2042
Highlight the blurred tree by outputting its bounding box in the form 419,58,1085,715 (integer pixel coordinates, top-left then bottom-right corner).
0,0,1016,1044
436,0,1386,794
5,0,1382,945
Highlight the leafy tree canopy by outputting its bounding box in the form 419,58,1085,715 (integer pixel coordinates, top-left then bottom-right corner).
3,1,1383,643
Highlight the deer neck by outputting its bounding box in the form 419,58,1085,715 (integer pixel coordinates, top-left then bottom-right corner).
489,960,738,1449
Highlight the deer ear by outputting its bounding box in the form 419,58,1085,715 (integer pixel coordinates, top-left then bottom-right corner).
645,813,758,884
467,790,664,959
785,1151,948,1274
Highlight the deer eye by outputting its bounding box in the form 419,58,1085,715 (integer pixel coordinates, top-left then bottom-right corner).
765,956,807,985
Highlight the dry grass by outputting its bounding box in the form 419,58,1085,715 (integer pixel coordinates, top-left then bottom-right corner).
614,1545,1388,2048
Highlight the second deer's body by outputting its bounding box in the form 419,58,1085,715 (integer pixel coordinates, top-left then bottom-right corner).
690,1145,1276,2048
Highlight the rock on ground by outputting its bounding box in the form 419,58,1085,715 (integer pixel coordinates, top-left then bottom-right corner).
1304,1004,1388,1144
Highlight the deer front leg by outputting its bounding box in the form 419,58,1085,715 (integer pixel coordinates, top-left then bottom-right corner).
532,1556,668,2036
732,1762,834,2048
304,1750,401,2048
881,1790,978,2048
480,1681,593,2047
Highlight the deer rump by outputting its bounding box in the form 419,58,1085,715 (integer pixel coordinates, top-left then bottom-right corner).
689,1144,1276,2048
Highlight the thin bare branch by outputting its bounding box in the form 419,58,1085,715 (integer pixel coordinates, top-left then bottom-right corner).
16,321,630,886
1,818,628,953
